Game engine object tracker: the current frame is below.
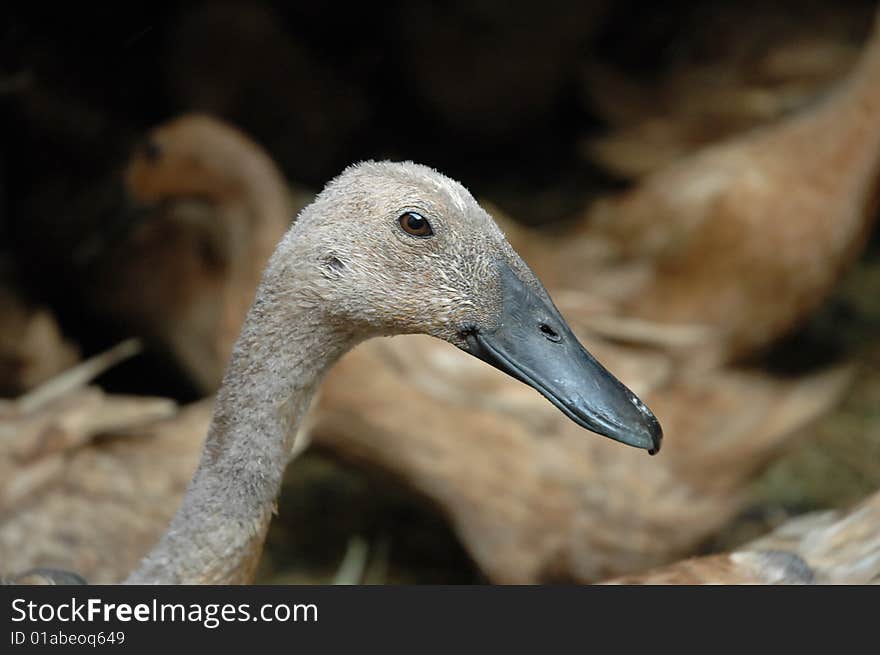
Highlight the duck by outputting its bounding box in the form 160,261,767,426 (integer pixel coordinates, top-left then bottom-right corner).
87,113,305,392
517,12,880,365
0,340,208,584
7,161,660,584
0,400,212,584
602,486,880,584
582,1,868,178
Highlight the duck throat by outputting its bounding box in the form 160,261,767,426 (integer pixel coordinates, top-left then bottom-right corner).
126,257,352,584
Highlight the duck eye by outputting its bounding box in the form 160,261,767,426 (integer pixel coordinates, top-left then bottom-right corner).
141,139,162,162
398,211,434,238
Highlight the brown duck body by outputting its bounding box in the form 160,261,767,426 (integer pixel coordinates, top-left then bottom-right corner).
315,325,852,582
601,552,815,585
0,339,206,583
604,488,880,584
516,19,880,364
0,399,209,584
583,3,870,179
306,27,877,579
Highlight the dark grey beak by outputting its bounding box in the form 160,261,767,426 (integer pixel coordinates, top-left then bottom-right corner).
462,263,662,454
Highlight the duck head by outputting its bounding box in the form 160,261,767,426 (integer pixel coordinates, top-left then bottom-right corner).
117,114,292,391
287,161,662,453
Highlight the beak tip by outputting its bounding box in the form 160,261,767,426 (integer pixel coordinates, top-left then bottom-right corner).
648,419,663,455
643,410,663,455
585,409,663,454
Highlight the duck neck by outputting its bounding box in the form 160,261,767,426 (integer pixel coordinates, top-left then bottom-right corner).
126,247,353,584
792,23,880,181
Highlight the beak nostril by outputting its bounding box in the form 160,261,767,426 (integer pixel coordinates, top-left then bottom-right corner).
539,323,561,342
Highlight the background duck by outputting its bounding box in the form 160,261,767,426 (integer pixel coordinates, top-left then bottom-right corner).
508,13,880,365
0,116,301,582
603,486,880,584
302,21,880,579
313,322,852,582
4,111,302,396
87,113,304,392
0,340,209,584
580,2,870,178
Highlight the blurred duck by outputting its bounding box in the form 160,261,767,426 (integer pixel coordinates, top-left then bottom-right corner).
603,487,880,584
0,341,209,584
515,14,880,364
314,322,853,583
0,115,300,582
582,2,870,178
318,17,880,582
88,114,301,391
12,113,301,393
